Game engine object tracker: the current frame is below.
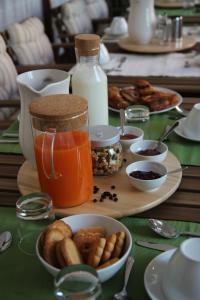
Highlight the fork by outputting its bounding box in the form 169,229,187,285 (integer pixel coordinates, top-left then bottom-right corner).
106,56,127,74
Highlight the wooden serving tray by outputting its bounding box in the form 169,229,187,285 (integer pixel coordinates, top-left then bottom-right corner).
118,36,196,54
17,152,182,218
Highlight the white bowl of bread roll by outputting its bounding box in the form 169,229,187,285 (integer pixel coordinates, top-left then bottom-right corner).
36,214,132,283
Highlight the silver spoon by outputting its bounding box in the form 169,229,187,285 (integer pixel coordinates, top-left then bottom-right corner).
175,105,189,117
152,121,179,151
117,56,127,69
148,219,200,239
0,231,12,252
167,166,188,175
120,109,126,137
113,256,135,300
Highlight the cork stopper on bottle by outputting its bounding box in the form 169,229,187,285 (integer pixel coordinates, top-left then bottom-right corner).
75,34,100,56
29,94,88,132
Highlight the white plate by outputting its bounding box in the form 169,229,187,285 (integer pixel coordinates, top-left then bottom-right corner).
144,249,176,300
175,118,200,142
109,86,182,115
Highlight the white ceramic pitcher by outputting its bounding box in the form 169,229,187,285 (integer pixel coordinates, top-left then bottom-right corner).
128,0,156,45
17,69,70,162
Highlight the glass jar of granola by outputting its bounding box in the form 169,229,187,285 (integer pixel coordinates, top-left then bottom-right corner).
90,125,123,175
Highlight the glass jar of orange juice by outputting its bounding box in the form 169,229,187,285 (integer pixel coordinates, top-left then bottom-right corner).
29,94,93,208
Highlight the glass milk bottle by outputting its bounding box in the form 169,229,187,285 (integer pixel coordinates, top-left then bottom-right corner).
29,94,93,208
72,34,108,126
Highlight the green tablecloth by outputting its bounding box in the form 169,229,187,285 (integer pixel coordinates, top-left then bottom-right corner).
110,110,200,166
0,121,21,154
1,207,200,300
156,7,200,16
1,110,200,165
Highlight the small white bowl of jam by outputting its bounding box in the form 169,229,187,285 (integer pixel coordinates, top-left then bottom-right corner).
117,126,144,151
126,160,167,192
130,139,168,162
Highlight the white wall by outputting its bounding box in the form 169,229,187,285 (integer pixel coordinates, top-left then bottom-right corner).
0,0,43,31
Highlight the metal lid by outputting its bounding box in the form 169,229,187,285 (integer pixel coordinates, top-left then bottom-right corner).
89,125,120,147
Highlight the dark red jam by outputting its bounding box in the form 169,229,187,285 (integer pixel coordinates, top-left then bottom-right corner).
137,149,161,156
120,133,138,140
129,170,162,180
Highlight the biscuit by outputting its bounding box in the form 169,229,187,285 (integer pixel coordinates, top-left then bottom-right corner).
40,229,48,247
73,233,100,262
48,220,72,238
74,226,106,238
87,237,106,268
43,228,64,266
59,238,83,265
56,241,66,268
96,257,119,270
112,231,126,258
101,233,117,263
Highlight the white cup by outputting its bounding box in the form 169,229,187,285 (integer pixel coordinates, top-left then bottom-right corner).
162,238,200,300
110,17,128,35
99,43,110,65
183,103,200,139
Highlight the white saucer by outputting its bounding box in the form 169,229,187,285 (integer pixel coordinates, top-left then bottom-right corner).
175,118,200,142
144,249,176,300
104,27,127,37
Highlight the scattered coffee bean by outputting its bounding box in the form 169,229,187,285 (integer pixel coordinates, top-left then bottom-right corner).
93,186,119,203
93,185,100,193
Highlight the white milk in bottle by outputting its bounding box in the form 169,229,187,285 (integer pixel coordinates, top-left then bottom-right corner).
72,34,108,126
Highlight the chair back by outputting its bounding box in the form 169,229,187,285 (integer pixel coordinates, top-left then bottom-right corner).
0,34,18,120
43,0,111,44
85,0,109,20
61,0,93,36
7,17,55,65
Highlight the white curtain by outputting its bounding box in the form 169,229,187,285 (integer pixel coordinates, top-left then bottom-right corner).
0,0,43,31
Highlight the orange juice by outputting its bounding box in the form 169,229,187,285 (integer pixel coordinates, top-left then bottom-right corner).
34,130,93,208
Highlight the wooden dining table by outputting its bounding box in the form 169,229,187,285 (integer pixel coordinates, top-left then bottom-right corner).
0,92,199,223
105,41,200,95
0,36,200,300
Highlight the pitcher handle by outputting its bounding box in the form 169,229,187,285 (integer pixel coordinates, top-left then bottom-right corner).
42,130,60,179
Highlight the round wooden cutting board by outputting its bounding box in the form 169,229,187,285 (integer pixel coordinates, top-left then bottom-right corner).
17,152,182,218
118,36,196,54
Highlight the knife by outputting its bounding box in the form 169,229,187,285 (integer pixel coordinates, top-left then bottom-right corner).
136,240,177,251
0,138,19,144
2,132,19,138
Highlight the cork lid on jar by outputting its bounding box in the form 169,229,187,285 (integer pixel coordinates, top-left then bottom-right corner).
75,34,100,56
29,94,88,132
